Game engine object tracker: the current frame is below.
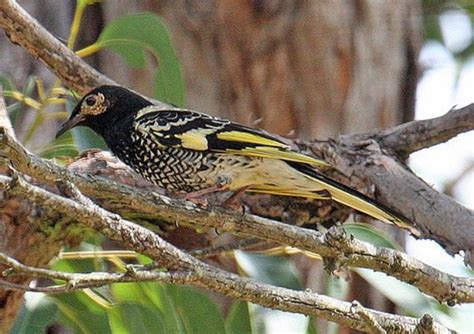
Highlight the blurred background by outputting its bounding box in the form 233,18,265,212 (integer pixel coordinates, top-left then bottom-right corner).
0,0,473,333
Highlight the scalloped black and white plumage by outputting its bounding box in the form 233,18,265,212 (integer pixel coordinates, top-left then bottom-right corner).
57,85,417,234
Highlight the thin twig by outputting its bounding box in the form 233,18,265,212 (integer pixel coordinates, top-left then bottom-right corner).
190,237,268,258
443,160,474,197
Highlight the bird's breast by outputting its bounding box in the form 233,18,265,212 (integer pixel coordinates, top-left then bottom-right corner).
111,133,215,192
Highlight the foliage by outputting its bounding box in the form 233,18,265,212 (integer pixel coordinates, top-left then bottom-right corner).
11,244,227,334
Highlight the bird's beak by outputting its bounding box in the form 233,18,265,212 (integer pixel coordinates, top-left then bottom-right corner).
56,113,86,138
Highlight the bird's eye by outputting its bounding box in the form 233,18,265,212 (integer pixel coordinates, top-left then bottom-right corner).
81,92,108,116
84,95,97,107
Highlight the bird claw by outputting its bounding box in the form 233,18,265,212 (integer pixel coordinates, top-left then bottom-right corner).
185,195,209,207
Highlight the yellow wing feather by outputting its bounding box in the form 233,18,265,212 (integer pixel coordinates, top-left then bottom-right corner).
175,125,330,168
216,131,288,148
224,146,329,168
176,129,216,150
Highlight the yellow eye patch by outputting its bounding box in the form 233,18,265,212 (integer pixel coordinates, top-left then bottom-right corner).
81,93,108,116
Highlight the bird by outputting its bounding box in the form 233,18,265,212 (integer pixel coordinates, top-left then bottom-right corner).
56,85,417,234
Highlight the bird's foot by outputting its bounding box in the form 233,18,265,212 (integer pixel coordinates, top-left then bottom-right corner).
223,185,253,213
183,180,231,207
185,195,209,207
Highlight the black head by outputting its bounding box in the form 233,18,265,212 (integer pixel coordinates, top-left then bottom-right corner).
56,85,152,138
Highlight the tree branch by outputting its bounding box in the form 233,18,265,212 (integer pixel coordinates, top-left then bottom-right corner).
0,0,472,258
0,0,168,108
306,136,474,259
0,180,455,333
350,301,386,334
0,87,71,331
0,136,472,305
0,0,112,95
377,104,474,156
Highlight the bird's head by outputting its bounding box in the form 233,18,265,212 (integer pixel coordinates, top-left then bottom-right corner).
56,85,151,138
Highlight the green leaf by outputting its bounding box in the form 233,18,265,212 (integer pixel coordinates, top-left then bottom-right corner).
423,14,443,43
4,76,37,131
111,282,185,334
234,251,303,289
0,74,21,126
168,285,226,334
136,253,153,265
343,223,402,250
97,12,185,106
51,242,107,273
39,135,79,159
72,127,108,150
306,319,318,334
226,300,252,334
248,303,309,334
50,292,111,334
323,274,348,334
235,252,308,333
108,302,166,334
10,294,58,334
0,74,16,91
356,268,430,312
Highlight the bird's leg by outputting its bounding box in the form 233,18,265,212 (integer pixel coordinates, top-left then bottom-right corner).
184,184,227,200
223,185,253,211
184,175,232,206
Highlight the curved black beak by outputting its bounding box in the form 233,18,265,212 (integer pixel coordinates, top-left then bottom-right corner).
56,113,86,138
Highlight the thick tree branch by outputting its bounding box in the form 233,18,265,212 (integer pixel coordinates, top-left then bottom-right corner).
377,104,474,156
0,179,455,333
0,0,112,95
0,87,74,332
307,138,474,259
0,0,168,107
0,0,472,258
0,133,472,305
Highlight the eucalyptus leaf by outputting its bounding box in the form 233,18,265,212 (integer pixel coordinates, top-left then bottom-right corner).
98,13,185,106
234,251,303,289
39,134,78,159
111,282,185,334
108,302,166,334
235,251,308,333
0,74,16,91
226,300,252,334
50,292,111,334
343,223,402,250
355,268,464,331
167,285,226,334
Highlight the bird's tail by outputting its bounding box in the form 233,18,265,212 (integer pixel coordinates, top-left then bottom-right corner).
285,161,419,236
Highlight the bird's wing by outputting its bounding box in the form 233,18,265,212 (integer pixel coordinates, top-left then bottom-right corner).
133,107,329,167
